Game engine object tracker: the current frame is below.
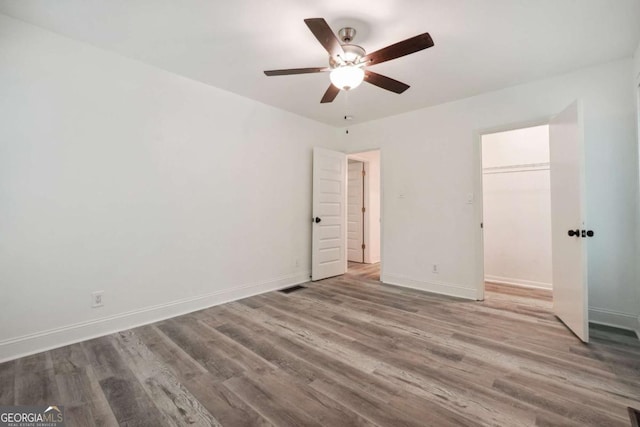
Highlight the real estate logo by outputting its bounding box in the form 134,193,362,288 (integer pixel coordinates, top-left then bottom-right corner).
0,405,64,427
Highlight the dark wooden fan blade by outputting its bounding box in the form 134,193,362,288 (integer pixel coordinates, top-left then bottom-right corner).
304,18,344,58
320,84,340,103
361,32,434,66
264,67,329,76
364,70,410,94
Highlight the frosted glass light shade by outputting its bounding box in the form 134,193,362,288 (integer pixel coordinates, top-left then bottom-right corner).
330,66,365,91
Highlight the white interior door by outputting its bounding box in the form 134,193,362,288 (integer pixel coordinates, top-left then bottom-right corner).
549,100,589,342
312,147,347,281
347,160,364,263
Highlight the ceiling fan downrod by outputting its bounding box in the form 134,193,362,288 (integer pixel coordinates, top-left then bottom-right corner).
338,27,356,43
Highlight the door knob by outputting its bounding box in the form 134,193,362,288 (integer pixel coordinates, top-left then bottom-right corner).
314,217,321,223
567,229,580,237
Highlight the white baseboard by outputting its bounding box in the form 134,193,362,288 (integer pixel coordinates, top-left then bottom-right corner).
484,275,552,290
382,273,477,300
0,271,311,363
589,307,640,336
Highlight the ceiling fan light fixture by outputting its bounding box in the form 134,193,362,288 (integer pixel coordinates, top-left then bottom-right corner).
330,66,365,91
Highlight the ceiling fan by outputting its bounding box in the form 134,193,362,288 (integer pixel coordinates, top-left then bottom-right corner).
264,18,434,103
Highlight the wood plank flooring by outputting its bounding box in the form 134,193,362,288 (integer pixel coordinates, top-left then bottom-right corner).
1,262,639,426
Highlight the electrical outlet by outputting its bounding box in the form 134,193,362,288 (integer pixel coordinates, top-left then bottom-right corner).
92,291,104,308
432,264,439,274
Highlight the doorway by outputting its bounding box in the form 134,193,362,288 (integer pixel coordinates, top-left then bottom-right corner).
480,125,553,297
346,150,381,277
347,159,365,263
311,147,382,281
476,103,590,343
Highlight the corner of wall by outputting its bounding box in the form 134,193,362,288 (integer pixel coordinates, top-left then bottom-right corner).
0,14,336,363
381,273,477,300
634,40,640,80
635,40,640,338
588,307,640,334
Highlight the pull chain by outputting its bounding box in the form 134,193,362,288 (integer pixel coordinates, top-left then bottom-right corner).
344,89,350,120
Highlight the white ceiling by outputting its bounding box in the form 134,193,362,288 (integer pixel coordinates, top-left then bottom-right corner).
1,0,639,127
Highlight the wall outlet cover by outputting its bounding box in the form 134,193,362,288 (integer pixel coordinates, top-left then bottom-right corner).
92,291,104,308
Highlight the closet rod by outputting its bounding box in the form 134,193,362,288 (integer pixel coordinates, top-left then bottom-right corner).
482,162,550,175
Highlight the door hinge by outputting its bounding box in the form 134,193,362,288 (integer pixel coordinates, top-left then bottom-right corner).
361,169,366,177
361,206,366,213
361,243,366,250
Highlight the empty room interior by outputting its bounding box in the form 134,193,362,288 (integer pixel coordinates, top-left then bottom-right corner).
1,1,640,426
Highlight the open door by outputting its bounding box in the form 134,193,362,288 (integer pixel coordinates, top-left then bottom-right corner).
549,100,589,342
312,147,347,281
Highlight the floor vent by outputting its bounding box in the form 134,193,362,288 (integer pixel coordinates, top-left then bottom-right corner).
279,285,307,294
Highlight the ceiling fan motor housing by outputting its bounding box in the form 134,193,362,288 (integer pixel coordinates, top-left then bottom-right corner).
329,44,366,68
333,27,365,66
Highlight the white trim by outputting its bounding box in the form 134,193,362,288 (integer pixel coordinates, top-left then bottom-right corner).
484,275,552,290
589,307,640,336
382,273,478,300
0,271,310,363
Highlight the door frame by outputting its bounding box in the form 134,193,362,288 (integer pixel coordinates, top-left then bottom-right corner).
346,148,383,276
472,117,553,300
346,159,365,263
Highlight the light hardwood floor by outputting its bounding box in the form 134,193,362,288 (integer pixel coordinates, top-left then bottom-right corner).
1,263,639,426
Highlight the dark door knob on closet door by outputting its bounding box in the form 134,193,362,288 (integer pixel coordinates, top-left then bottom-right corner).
314,217,321,223
567,229,580,237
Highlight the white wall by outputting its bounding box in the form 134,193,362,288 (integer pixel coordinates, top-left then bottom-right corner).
343,58,639,331
348,150,381,264
482,126,552,289
0,15,340,361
